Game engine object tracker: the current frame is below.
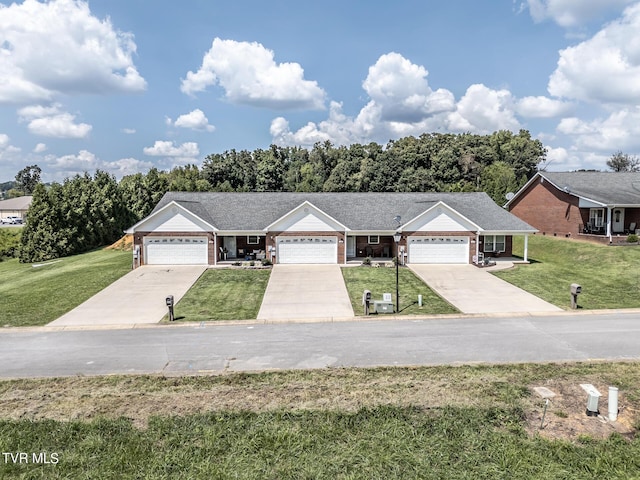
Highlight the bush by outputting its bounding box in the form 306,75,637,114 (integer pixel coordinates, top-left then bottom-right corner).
362,257,372,266
0,228,21,259
627,234,638,243
261,258,273,266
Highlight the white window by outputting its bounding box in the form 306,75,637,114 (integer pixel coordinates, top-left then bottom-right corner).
247,235,260,245
484,235,505,253
589,209,604,227
368,235,380,244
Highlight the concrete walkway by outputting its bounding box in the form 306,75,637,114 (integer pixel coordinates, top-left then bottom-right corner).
48,266,206,327
257,265,354,320
409,264,563,314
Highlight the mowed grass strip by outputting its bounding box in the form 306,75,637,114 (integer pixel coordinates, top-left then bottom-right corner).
493,235,640,309
0,249,131,327
341,266,458,315
173,268,270,321
1,362,640,479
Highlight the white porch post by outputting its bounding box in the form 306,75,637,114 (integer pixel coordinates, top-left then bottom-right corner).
523,234,529,263
344,229,348,265
213,232,217,266
607,206,612,240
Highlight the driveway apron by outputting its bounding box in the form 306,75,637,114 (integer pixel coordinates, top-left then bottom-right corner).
409,264,563,314
257,265,354,320
48,266,206,327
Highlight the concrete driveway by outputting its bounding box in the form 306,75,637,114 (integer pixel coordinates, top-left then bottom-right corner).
409,264,562,314
48,266,206,327
257,265,354,320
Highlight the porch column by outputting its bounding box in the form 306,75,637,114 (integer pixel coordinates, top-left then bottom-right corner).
213,232,217,266
344,229,347,265
523,234,529,263
607,206,612,240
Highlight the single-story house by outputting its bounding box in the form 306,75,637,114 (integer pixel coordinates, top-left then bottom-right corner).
0,195,32,220
126,192,537,266
505,171,640,243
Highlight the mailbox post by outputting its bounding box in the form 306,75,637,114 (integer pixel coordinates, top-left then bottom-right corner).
362,290,372,315
570,283,581,309
166,295,175,321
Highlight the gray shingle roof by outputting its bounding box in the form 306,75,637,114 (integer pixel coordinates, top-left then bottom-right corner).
150,192,535,232
0,195,32,210
540,172,640,205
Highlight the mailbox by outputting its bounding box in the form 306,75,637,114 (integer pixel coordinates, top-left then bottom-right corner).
362,290,372,315
166,295,175,321
570,283,581,309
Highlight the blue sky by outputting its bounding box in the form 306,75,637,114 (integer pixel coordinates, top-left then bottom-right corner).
1,0,640,182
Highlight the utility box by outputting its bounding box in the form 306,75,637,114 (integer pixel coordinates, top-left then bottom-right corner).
580,384,601,416
373,300,394,314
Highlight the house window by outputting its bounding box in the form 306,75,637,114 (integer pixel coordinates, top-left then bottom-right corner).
247,235,259,245
484,235,505,253
368,235,379,244
589,209,604,227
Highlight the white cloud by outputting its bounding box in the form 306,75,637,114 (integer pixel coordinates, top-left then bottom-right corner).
362,52,455,123
102,157,154,178
0,134,9,149
143,140,199,158
525,0,634,27
516,96,574,117
548,3,640,104
18,103,92,138
49,149,99,171
170,109,215,132
0,0,146,105
181,38,326,110
122,128,136,135
447,84,520,133
33,143,47,153
557,108,640,152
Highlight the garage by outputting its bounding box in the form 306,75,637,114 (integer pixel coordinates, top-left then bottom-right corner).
144,237,208,265
408,236,469,264
277,236,337,264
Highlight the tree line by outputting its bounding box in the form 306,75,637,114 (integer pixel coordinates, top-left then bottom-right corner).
18,130,547,262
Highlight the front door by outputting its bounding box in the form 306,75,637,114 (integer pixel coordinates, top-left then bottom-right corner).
613,208,625,233
223,236,237,258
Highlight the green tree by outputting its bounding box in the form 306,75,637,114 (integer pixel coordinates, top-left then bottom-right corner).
480,161,521,205
14,165,42,195
607,151,640,172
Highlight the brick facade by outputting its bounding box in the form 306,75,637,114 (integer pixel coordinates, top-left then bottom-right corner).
509,176,582,236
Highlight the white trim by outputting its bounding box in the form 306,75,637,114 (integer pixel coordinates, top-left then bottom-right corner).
247,235,260,245
401,201,480,232
264,200,348,232
368,235,380,244
127,201,217,233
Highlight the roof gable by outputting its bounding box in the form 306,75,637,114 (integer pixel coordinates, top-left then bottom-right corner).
402,201,479,232
129,201,217,233
266,201,347,232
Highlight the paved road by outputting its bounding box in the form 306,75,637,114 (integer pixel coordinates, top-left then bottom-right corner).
1,311,639,378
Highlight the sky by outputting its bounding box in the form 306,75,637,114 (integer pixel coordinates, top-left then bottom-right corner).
1,0,640,183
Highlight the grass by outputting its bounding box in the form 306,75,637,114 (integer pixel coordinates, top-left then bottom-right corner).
172,268,271,321
341,266,458,315
493,235,640,309
1,362,639,479
0,249,131,327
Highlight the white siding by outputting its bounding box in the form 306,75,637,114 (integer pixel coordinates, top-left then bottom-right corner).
139,208,207,232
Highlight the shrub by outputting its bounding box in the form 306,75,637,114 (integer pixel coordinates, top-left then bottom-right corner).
261,258,272,266
627,234,638,243
362,257,372,266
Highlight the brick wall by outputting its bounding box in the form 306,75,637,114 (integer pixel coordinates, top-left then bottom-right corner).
509,177,582,236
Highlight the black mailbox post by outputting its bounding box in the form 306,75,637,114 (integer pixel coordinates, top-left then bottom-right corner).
166,295,175,321
362,290,372,315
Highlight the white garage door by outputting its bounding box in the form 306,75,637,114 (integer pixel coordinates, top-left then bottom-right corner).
408,237,469,264
277,236,337,264
144,237,208,265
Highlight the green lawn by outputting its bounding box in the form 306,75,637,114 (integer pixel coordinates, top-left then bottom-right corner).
494,235,640,309
172,268,271,321
1,362,639,479
341,266,458,315
0,249,131,327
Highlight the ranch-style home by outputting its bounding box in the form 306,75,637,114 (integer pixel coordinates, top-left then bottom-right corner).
126,191,537,266
506,171,640,244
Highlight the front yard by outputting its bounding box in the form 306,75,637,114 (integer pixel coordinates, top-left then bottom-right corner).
494,235,640,309
0,249,131,327
341,266,458,315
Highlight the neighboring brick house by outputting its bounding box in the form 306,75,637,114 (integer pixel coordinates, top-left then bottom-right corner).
126,192,537,266
506,172,640,243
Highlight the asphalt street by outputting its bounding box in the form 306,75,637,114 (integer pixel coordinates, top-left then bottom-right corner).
1,311,639,378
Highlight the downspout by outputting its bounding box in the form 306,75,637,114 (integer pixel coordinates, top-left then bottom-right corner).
523,234,529,262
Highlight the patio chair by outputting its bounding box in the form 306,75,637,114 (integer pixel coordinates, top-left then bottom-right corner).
382,246,390,258
365,246,374,257
627,222,637,234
